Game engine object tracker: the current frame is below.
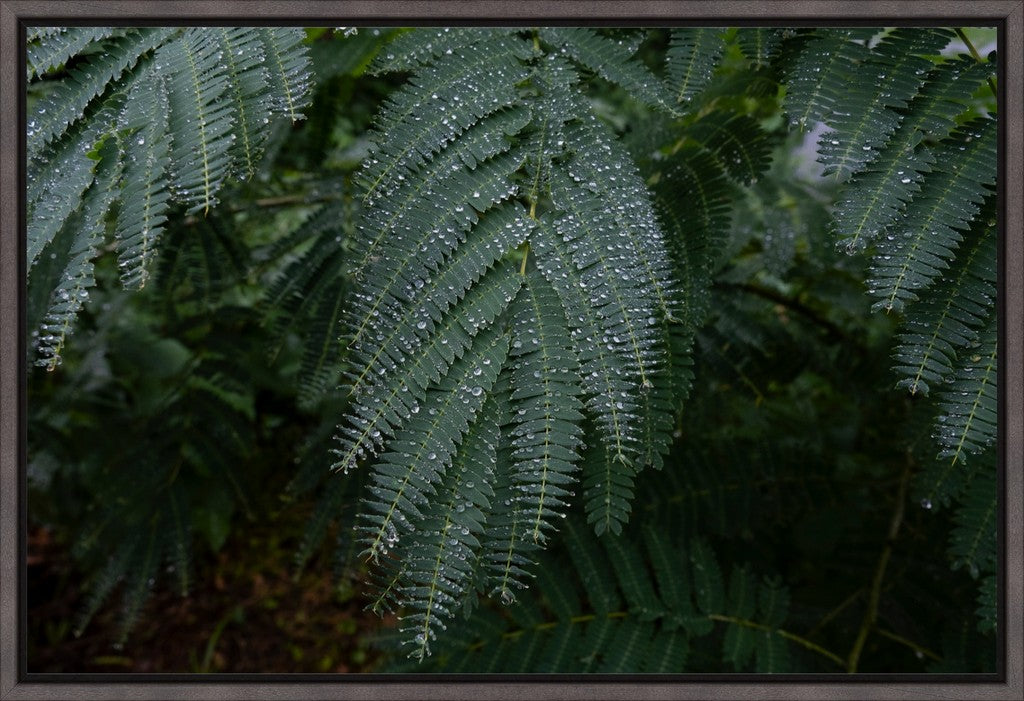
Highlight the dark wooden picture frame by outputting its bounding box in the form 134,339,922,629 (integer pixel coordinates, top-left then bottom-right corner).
1,1,1020,698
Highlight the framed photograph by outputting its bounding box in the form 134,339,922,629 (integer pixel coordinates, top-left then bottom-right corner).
2,1,1020,699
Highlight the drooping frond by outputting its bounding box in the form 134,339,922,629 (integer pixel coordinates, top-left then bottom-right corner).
26,26,314,364
933,316,997,467
27,29,173,159
34,138,122,369
891,199,996,395
26,26,122,79
257,28,313,122
402,523,795,673
26,97,115,269
831,56,993,253
735,28,785,67
559,116,683,471
215,27,275,180
867,118,996,313
539,27,677,115
356,323,511,561
341,29,686,652
665,28,726,106
384,396,502,660
160,28,236,214
505,270,584,544
479,372,538,604
531,214,644,536
816,28,953,180
113,70,171,289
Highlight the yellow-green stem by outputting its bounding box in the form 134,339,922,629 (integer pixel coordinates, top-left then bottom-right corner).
954,28,998,98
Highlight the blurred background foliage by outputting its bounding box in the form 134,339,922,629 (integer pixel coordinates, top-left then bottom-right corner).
27,26,998,673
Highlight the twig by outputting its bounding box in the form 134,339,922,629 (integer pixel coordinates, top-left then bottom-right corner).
954,28,998,98
875,626,942,663
707,614,847,669
805,587,864,639
719,281,853,345
846,459,912,672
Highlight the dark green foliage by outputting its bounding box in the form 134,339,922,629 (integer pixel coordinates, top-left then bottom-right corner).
783,28,874,131
539,27,677,114
398,521,795,673
934,316,998,466
779,29,998,644
27,25,999,673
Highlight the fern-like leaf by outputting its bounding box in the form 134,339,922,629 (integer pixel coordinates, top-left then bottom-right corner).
216,28,275,180
160,28,236,214
358,32,533,207
539,28,677,115
388,396,501,660
867,118,996,312
665,28,726,106
26,26,121,79
949,470,997,580
891,199,996,395
817,28,953,180
113,70,171,289
831,56,993,253
27,29,173,159
357,323,511,561
736,28,785,67
404,522,793,673
257,28,313,122
934,317,997,466
35,137,122,369
783,28,873,131
371,27,495,75
505,270,584,544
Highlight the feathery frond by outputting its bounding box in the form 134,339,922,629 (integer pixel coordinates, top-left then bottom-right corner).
867,118,996,313
816,29,953,180
401,523,795,673
539,27,678,115
665,28,726,106
26,26,314,365
891,198,996,395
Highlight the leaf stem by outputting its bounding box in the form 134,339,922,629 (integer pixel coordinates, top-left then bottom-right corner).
954,28,998,98
463,608,846,669
846,459,912,672
707,614,846,669
874,626,942,662
519,242,530,275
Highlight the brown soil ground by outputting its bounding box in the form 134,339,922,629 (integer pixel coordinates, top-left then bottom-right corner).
27,517,396,674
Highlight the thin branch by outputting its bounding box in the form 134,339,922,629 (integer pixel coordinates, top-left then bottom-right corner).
846,458,913,672
954,28,998,98
707,614,847,669
719,281,854,345
875,627,942,663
